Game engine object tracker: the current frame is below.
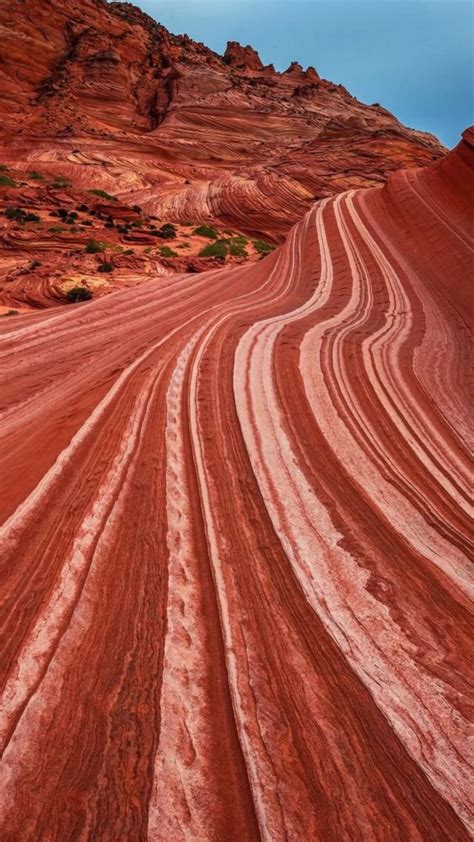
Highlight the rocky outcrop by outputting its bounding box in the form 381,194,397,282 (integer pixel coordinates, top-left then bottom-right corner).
0,0,445,241
223,41,264,71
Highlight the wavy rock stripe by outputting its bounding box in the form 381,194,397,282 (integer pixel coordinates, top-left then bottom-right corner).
0,136,472,840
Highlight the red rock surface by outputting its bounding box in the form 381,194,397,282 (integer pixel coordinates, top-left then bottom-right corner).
0,111,473,840
0,0,445,242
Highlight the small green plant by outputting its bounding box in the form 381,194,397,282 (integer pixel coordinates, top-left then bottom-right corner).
85,238,107,254
66,286,92,302
49,225,66,233
122,249,134,255
50,176,71,189
97,261,114,273
193,225,218,239
29,259,42,270
5,206,25,221
0,164,9,172
159,246,178,258
253,239,276,255
25,212,41,223
1,309,19,316
29,171,44,180
199,240,228,259
88,189,117,202
0,174,16,187
156,223,177,240
131,204,142,214
229,243,248,257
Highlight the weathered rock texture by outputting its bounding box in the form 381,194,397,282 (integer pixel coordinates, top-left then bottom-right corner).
0,120,472,839
0,0,445,241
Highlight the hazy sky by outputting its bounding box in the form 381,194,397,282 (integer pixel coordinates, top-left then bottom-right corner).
132,0,473,148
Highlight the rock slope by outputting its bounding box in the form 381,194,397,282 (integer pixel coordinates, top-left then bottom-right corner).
0,128,472,840
0,0,445,241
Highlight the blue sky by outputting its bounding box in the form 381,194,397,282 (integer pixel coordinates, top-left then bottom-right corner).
132,0,473,148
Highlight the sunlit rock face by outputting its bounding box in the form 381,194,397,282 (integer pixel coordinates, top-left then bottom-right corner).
0,0,445,242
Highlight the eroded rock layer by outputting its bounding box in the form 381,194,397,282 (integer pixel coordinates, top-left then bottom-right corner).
0,0,445,241
0,131,472,840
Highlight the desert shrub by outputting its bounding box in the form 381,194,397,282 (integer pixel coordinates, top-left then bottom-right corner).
25,212,40,222
131,204,142,214
66,286,92,302
29,259,42,269
97,261,114,273
199,240,228,259
156,223,177,240
229,243,248,257
49,225,66,233
50,176,71,188
77,204,89,212
0,175,16,187
88,189,117,202
131,219,144,228
253,239,276,255
1,309,19,316
85,238,107,254
159,246,178,258
122,249,134,255
0,164,9,171
5,206,24,220
29,171,44,180
193,225,218,239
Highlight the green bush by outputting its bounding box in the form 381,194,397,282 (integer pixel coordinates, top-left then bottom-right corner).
66,286,92,302
193,225,218,239
5,206,25,221
122,249,134,255
253,239,276,255
0,175,16,187
199,240,228,259
85,238,107,254
49,225,66,233
159,246,178,258
88,189,117,202
29,171,44,180
156,223,177,240
229,243,248,257
50,176,71,188
1,309,19,316
97,261,114,273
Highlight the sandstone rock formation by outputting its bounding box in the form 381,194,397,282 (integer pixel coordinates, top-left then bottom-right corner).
0,123,472,839
0,0,445,243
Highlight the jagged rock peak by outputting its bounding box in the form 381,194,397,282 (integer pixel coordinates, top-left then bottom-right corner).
283,61,320,81
224,41,264,71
